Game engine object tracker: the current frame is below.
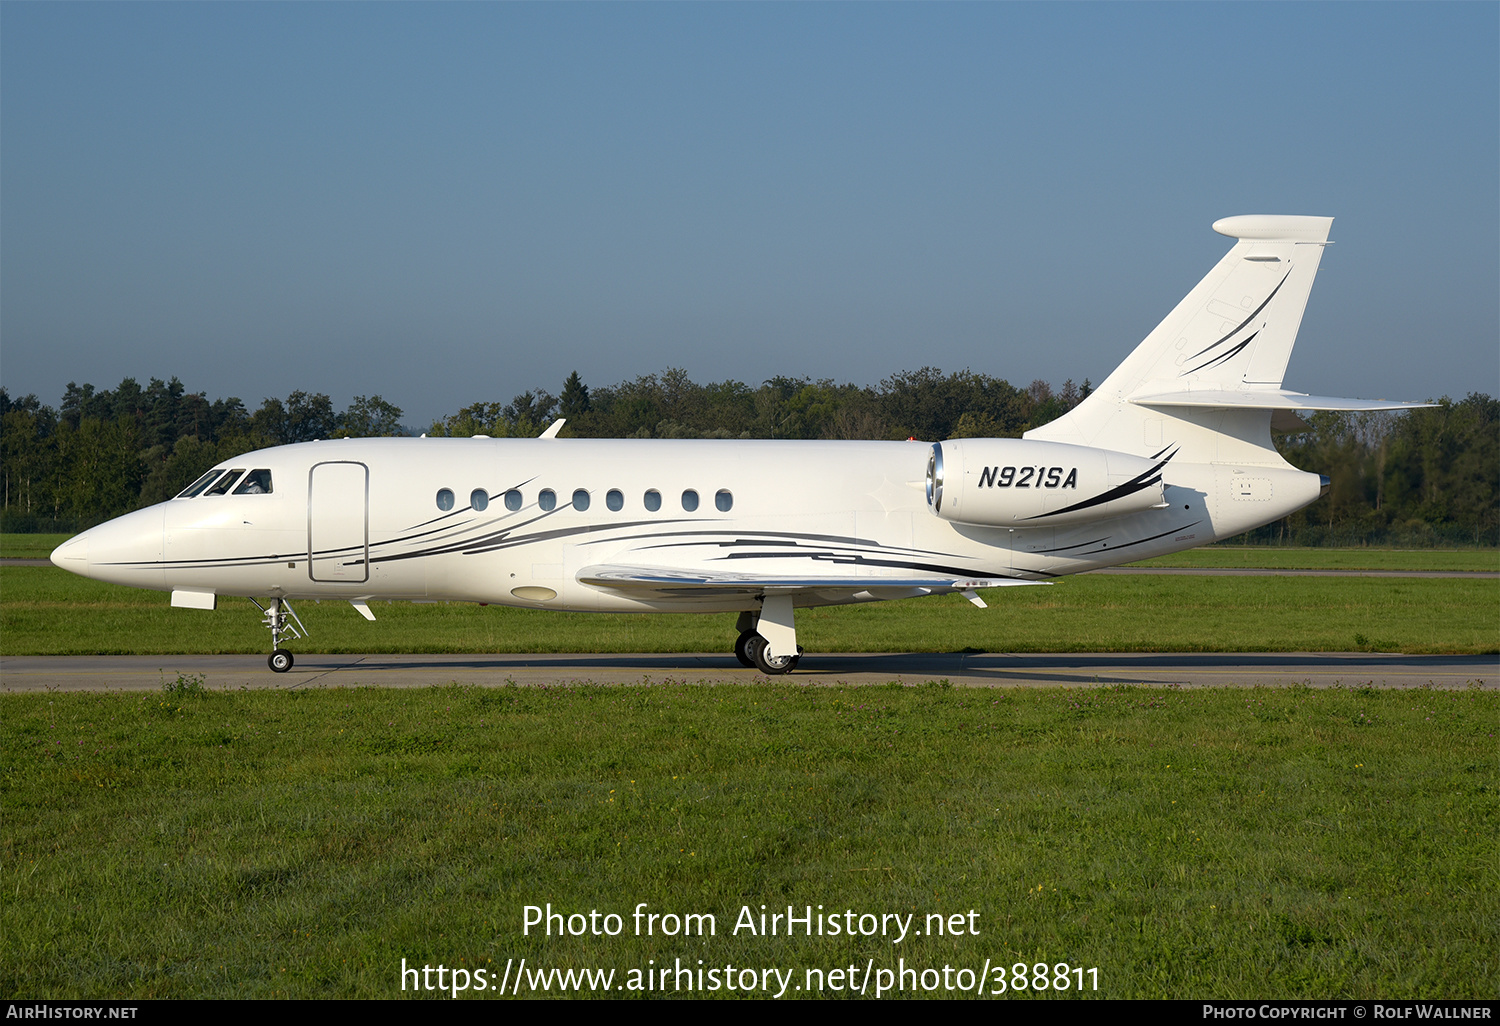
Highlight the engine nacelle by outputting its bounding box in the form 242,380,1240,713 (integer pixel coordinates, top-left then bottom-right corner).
926,439,1169,527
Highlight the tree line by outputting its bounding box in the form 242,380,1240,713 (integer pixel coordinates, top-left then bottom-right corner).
1,372,1494,546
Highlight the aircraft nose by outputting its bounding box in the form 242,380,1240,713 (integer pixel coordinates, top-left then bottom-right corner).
48,507,164,588
50,533,89,569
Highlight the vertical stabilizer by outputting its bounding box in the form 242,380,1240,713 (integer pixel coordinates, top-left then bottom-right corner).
1026,215,1333,463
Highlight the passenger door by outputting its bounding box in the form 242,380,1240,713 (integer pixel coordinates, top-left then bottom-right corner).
308,461,369,583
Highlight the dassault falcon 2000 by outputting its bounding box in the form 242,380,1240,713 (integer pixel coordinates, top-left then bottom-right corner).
52,215,1427,674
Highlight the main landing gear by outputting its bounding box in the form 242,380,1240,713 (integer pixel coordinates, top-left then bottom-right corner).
735,629,803,673
733,601,803,675
250,597,307,673
733,629,758,668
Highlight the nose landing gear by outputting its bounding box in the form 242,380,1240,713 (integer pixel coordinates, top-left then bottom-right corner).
250,597,307,673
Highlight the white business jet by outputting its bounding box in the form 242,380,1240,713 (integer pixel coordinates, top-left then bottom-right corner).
51,216,1426,674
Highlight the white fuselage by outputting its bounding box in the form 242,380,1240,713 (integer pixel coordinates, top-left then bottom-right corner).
52,434,1321,613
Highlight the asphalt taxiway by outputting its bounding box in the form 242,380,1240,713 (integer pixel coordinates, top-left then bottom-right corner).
2,651,1492,691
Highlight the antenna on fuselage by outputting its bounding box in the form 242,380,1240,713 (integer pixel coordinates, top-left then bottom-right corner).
539,419,566,439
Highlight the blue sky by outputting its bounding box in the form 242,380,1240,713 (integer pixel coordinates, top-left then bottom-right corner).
3,3,1495,427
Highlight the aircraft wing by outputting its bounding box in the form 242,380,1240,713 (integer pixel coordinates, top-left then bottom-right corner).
577,564,1045,603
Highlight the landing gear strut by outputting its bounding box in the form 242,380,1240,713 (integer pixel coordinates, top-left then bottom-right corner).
250,597,307,673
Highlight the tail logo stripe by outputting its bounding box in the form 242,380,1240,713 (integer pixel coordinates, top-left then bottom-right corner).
1184,267,1291,361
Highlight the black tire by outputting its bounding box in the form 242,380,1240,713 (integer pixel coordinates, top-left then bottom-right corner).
269,649,294,673
734,630,758,668
747,635,796,676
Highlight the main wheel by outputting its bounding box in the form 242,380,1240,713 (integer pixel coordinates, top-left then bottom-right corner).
734,630,758,668
746,635,798,675
269,649,294,673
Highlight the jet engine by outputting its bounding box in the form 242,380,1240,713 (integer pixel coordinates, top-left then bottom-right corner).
926,439,1169,527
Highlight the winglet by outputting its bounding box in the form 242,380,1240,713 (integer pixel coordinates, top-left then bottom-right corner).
539,419,566,439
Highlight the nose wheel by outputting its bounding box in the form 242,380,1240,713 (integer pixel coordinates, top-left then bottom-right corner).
250,597,306,674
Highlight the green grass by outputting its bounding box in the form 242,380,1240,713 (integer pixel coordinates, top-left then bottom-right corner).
3,566,1495,656
2,684,1494,998
0,533,70,559
1133,546,1499,572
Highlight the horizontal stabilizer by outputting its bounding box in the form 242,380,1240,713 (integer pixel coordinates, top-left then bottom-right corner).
1128,389,1433,413
578,564,1046,596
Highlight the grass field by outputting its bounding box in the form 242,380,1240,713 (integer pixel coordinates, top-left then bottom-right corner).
5,537,1495,1000
1135,546,1499,573
2,683,1493,999
2,565,1496,656
0,533,71,559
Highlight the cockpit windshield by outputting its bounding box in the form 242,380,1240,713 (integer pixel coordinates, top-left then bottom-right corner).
177,469,226,498
176,468,274,498
204,470,245,496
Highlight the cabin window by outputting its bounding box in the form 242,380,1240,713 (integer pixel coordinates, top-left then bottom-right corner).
715,489,733,512
606,489,624,511
471,489,489,511
539,489,557,511
644,489,662,512
233,470,273,495
572,489,590,511
504,489,522,511
204,470,245,496
436,488,455,511
177,469,224,498
681,489,699,512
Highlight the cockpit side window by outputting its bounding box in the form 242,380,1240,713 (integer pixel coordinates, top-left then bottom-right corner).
204,470,245,496
232,469,273,495
177,469,225,499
